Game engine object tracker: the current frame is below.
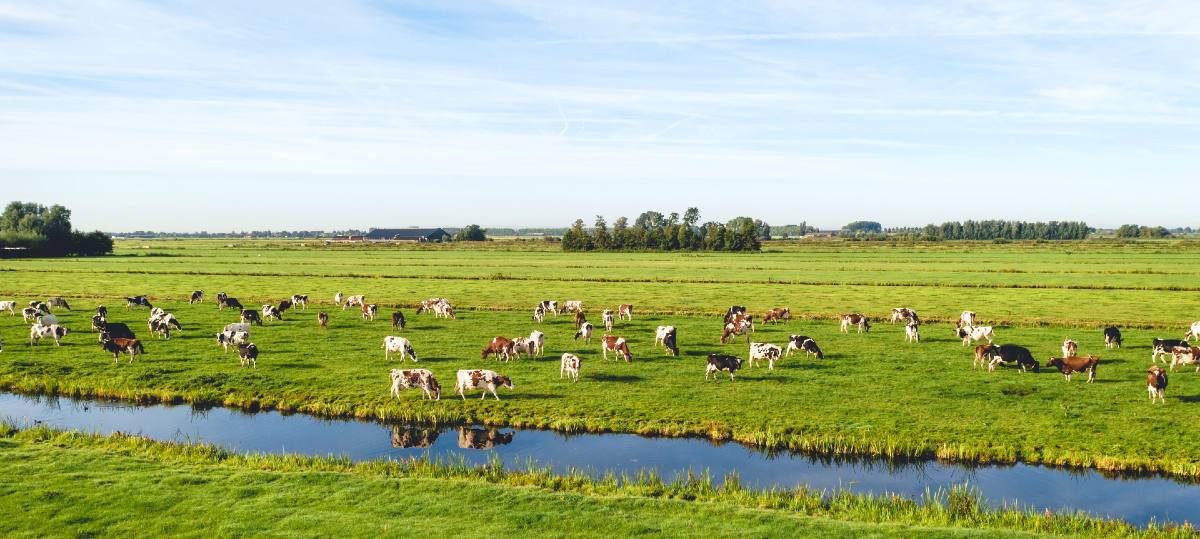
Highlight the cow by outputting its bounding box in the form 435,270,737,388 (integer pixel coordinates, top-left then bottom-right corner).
1103,327,1123,349
391,311,406,329
573,322,594,343
454,369,513,400
785,335,823,359
1169,346,1200,373
959,311,977,327
1186,321,1200,343
125,296,152,309
904,322,920,343
96,305,108,318
1046,355,1099,383
839,313,870,333
277,299,293,314
482,336,515,361
150,306,166,320
218,296,243,311
47,297,70,310
217,329,251,353
720,316,753,344
334,292,344,306
562,300,583,314
761,307,790,326
343,295,366,311
457,427,514,449
317,311,328,328
724,306,747,324
617,304,633,321
706,354,742,382
748,342,782,370
601,335,632,362
383,336,418,362
361,303,378,321
602,309,614,331
654,326,678,356
390,368,440,400
574,310,587,330
532,305,546,323
528,330,545,357
36,313,58,327
1061,339,1078,358
30,301,50,314
433,302,455,319
1147,365,1168,404
511,337,535,358
189,290,204,304
101,336,143,363
91,314,107,333
258,304,281,322
148,318,173,340
291,294,309,310
559,353,581,381
30,323,68,346
890,307,919,325
538,300,558,316
20,307,38,322
978,344,1038,372
956,325,994,346
99,323,136,342
237,342,258,368
415,297,446,314
0,300,16,315
240,309,262,326
1153,339,1191,363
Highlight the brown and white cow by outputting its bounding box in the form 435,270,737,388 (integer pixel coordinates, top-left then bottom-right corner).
761,307,790,326
560,353,581,382
601,335,632,362
390,368,440,400
562,300,584,314
317,311,328,328
454,369,513,400
433,302,455,319
1046,355,1099,383
101,336,144,363
617,304,633,321
482,336,515,362
1169,346,1200,373
748,342,782,370
1147,365,1168,404
361,303,378,321
890,307,919,324
416,297,448,314
574,310,587,330
391,311,406,329
602,309,614,331
720,316,753,344
839,313,870,333
1061,339,1078,358
343,294,366,311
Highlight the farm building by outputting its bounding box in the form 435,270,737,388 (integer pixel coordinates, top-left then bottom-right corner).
364,228,451,243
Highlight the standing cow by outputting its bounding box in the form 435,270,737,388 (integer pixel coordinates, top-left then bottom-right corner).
454,369,513,400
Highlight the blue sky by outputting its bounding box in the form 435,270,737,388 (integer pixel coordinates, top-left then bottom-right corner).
1,1,1198,231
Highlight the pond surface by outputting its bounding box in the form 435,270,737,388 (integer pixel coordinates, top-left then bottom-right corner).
2,392,1195,527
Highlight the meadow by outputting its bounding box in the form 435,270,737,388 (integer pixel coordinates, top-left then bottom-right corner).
2,239,1200,481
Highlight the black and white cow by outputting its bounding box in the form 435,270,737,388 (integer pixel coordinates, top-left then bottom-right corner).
705,354,742,382
189,290,205,304
240,309,262,326
1103,327,1122,349
237,342,258,368
748,342,782,370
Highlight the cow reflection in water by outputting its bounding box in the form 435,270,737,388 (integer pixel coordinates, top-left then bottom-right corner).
390,426,440,449
457,427,514,449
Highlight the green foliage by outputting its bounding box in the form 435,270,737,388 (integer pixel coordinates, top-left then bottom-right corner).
454,224,487,241
564,208,761,251
843,221,883,234
0,201,112,257
888,220,1093,241
1116,225,1171,239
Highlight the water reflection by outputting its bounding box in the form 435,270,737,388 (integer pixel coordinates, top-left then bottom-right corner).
457,427,514,450
390,426,440,449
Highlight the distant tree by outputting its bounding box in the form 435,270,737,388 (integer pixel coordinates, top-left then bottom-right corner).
634,211,667,230
611,217,629,250
0,201,111,257
592,215,612,250
561,219,593,251
843,221,883,234
454,224,487,241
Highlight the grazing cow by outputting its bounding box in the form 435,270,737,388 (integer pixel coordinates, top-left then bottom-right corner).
101,336,144,363
724,306,747,324
457,427,514,449
96,305,108,318
901,322,919,343
454,369,513,400
560,353,582,382
48,297,70,310
720,316,753,344
189,290,204,304
390,368,440,400
761,307,790,326
532,305,546,323
150,306,166,320
785,335,821,358
343,295,366,311
528,330,545,357
618,304,633,321
956,325,994,346
839,314,870,333
21,307,38,322
1153,339,1191,363
415,297,447,314
536,300,558,317
1148,365,1168,404
706,354,742,382
148,318,173,340
574,310,587,330
1062,339,1078,358
748,342,782,370
482,336,515,361
291,294,309,310
979,344,1038,373
237,342,258,368
1103,327,1123,349
30,323,68,346
601,335,632,362
91,314,106,333
391,311,406,329
30,301,50,314
383,336,418,362
602,309,614,331
37,313,59,327
1169,346,1200,373
361,303,378,321
240,309,262,326
655,326,679,357
1186,321,1200,343
99,323,136,341
0,300,16,315
392,426,440,448
511,337,535,358
277,299,293,313
890,307,919,324
125,296,152,309
959,311,977,327
334,292,344,306
317,311,328,328
218,296,243,311
433,302,455,319
562,300,583,314
573,322,594,343
217,329,251,353
261,304,283,321
1046,355,1099,383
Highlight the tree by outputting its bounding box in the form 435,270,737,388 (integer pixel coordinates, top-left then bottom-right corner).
0,201,112,257
561,219,593,251
634,211,666,230
592,215,612,250
843,221,882,234
454,224,487,241
611,217,628,250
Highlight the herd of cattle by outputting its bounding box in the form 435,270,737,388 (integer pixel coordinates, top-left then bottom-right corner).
3,295,1200,404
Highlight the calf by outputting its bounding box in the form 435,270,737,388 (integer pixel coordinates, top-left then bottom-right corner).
291,294,309,310
454,369,513,400
390,368,440,400
237,342,258,368
1169,346,1200,373
99,323,136,341
956,325,994,346
0,300,16,315
839,313,870,333
1061,339,1078,358
655,326,679,356
538,300,558,316
560,353,581,382
979,344,1038,372
189,290,204,304
1147,365,1168,404
562,300,583,314
317,311,328,328
383,336,418,362
482,336,515,361
601,335,632,362
391,311,406,329
617,303,633,321
48,297,70,310
1046,355,1099,383
30,323,68,346
361,303,378,321
240,309,262,326
748,342,782,370
890,307,919,324
217,329,251,353
574,310,587,330
1103,327,1122,349
602,309,614,331
101,336,144,363
1153,339,1190,363
573,322,594,343
904,322,920,343
705,354,742,382
761,307,790,326
528,330,545,357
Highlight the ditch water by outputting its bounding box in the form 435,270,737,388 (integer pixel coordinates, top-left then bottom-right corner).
2,391,1195,527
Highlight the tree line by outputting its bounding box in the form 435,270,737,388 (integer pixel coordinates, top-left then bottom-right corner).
561,208,769,251
0,202,113,257
1114,224,1171,238
882,220,1093,241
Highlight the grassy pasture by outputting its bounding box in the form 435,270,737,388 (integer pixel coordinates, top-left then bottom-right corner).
0,239,1199,480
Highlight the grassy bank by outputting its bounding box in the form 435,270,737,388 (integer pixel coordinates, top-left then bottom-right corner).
0,424,1192,538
